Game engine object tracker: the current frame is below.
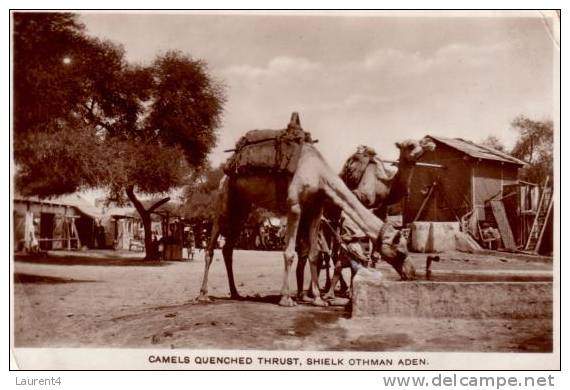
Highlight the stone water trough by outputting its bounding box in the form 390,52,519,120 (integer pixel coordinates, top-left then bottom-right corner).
352,270,553,319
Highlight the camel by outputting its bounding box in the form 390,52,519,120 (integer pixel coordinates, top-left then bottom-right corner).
341,137,437,218
197,117,416,307
296,137,436,300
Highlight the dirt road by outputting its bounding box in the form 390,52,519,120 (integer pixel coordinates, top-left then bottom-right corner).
13,249,553,351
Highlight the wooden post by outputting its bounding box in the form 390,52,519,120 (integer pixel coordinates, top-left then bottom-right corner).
414,182,436,222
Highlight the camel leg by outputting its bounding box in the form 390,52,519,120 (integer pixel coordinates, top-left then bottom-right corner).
281,203,301,307
295,253,310,301
339,267,350,294
321,253,332,292
197,218,220,302
295,213,313,302
222,236,240,299
307,208,328,307
323,259,342,300
222,206,249,300
348,266,355,299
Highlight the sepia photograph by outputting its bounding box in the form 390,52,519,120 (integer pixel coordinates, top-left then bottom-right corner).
10,10,559,370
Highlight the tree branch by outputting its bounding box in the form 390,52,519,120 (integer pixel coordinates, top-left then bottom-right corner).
125,185,148,218
148,197,171,213
82,102,114,133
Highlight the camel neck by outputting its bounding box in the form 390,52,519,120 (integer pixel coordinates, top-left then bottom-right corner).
322,172,384,240
388,160,415,202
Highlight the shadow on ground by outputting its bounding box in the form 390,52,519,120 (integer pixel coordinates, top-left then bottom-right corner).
14,272,98,284
14,254,172,267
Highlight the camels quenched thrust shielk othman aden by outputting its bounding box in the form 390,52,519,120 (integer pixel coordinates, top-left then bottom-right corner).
197,114,416,307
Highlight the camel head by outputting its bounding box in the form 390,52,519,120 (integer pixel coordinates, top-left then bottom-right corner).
374,223,416,280
395,136,436,164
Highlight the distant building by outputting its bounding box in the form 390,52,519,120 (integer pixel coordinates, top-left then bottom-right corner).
13,193,142,251
13,193,102,251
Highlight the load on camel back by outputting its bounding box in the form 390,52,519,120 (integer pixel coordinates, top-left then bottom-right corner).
199,112,414,307
223,112,312,178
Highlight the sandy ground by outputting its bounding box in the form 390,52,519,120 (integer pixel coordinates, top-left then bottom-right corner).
13,249,553,351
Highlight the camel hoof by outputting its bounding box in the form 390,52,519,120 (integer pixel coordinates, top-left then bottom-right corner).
312,297,329,307
329,297,350,307
279,296,297,307
298,293,314,303
196,294,211,303
230,294,243,301
322,292,335,301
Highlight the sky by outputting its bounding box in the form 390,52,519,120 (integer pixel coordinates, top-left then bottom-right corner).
80,11,557,171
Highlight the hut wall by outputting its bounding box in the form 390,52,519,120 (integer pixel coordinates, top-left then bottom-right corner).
403,145,471,224
502,183,539,247
472,161,519,221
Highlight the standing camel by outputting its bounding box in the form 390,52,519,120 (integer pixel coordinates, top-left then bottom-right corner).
197,122,415,307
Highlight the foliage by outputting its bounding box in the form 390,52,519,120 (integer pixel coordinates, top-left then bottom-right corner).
14,13,87,137
510,116,553,184
480,135,506,152
149,52,224,166
182,165,225,221
15,120,107,197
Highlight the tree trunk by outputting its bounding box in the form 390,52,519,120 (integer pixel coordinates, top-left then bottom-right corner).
126,185,170,260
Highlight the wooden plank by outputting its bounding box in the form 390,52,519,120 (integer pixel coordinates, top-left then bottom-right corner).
490,200,517,250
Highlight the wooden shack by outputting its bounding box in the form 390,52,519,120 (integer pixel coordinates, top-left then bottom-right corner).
13,193,102,251
403,136,527,245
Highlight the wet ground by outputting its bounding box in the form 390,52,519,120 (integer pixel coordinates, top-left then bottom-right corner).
13,249,553,351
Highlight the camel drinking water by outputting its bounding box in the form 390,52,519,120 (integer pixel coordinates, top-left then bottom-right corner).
197,114,416,307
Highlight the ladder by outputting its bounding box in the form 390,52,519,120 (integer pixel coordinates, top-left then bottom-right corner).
525,178,553,253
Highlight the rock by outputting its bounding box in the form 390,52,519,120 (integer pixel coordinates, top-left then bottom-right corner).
411,222,461,253
455,231,483,253
429,223,459,252
410,222,431,252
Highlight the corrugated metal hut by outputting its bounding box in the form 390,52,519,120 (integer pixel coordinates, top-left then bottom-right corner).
403,136,527,243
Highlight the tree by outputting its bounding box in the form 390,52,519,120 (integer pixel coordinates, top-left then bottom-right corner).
480,135,506,152
510,116,554,184
14,13,87,138
181,164,225,222
13,13,226,259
